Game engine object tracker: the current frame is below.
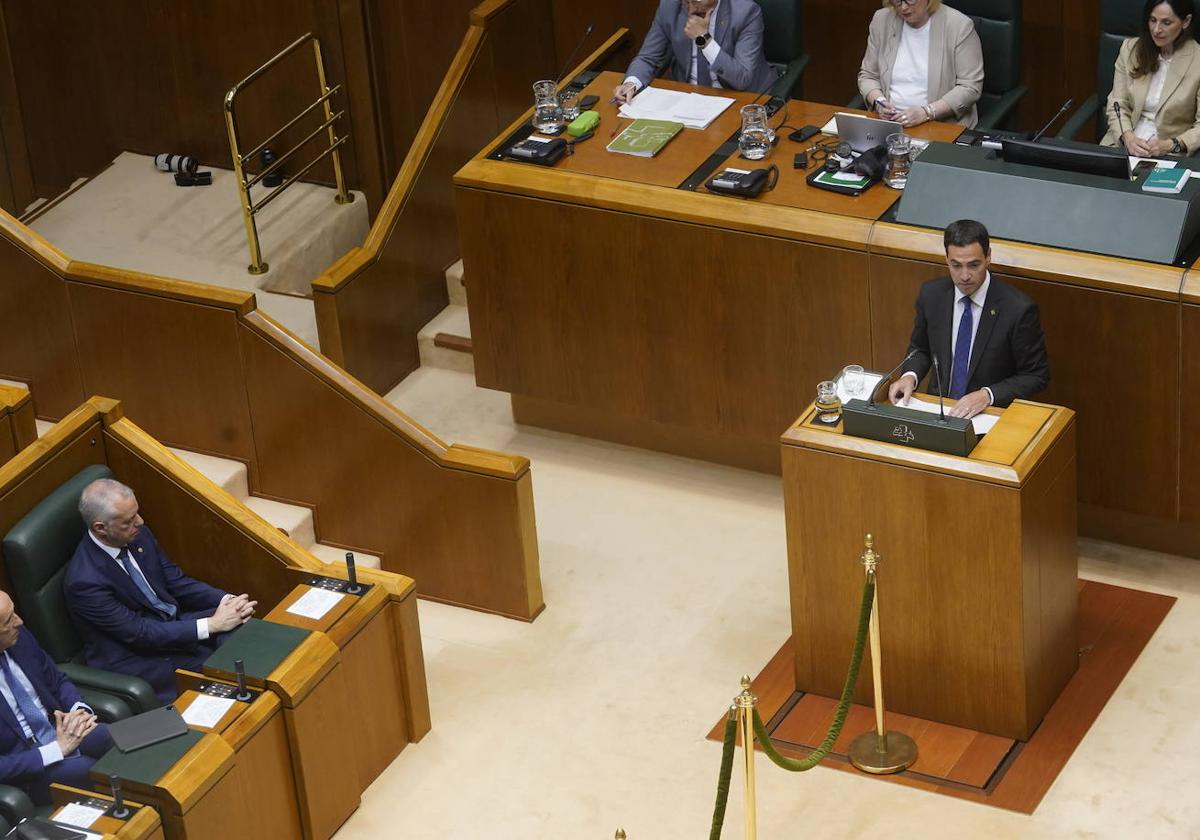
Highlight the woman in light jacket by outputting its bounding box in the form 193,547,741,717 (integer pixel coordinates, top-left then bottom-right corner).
1103,0,1200,157
857,0,984,129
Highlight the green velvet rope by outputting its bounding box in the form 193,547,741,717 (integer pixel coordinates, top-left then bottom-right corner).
707,709,738,840
753,577,876,772
707,577,876,839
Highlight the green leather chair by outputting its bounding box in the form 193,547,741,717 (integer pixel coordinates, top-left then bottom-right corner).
944,0,1026,128
1057,0,1145,141
752,0,809,100
2,464,157,722
0,784,36,829
848,0,1025,128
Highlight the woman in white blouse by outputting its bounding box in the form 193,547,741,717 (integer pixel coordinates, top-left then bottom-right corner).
857,0,984,129
1103,0,1200,157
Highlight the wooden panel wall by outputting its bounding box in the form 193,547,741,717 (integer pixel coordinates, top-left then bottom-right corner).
0,0,381,211
0,238,84,420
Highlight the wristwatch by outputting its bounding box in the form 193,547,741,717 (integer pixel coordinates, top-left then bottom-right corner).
1172,137,1185,155
695,33,711,47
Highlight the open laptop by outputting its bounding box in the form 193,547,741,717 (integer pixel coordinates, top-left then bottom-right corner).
833,112,903,152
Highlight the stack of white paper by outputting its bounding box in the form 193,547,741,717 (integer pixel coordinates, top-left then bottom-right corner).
618,87,735,130
899,396,1000,435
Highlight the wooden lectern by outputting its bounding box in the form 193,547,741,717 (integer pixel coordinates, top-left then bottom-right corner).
782,399,1078,740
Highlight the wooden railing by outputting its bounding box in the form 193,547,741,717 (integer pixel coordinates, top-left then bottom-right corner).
0,395,429,742
0,211,543,621
312,0,631,393
0,384,35,463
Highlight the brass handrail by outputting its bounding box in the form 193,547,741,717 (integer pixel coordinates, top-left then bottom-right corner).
224,32,352,275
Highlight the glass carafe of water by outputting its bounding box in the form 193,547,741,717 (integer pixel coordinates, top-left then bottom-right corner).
738,104,775,160
885,132,912,189
532,80,564,134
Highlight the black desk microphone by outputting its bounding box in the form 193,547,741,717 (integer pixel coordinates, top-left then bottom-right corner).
933,354,948,424
109,773,130,819
234,658,252,702
866,350,917,410
345,552,362,594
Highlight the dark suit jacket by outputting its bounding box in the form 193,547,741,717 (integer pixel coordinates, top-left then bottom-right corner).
903,276,1049,407
0,627,87,785
626,0,776,93
64,526,225,700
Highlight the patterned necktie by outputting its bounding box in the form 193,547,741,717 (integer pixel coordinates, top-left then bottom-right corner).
0,653,56,746
117,548,177,619
696,45,713,87
950,296,974,399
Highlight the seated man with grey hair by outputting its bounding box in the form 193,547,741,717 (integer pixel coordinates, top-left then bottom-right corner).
64,479,256,704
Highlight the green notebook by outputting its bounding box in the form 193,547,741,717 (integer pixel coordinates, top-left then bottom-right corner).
606,119,684,157
1142,167,1190,194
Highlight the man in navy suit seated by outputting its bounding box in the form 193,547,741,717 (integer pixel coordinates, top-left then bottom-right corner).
0,591,111,805
64,479,256,705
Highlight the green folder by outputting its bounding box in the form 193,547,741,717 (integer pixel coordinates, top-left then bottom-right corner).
202,618,310,682
606,119,684,157
92,729,206,786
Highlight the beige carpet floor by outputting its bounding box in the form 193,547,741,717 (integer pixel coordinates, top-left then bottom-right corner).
319,366,1200,839
29,151,368,348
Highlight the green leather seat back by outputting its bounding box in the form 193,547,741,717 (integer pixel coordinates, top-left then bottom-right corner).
752,0,803,67
944,0,1022,117
1094,0,1149,138
2,464,112,663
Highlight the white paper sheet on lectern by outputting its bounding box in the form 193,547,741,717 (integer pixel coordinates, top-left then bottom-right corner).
286,586,345,620
182,695,236,728
900,397,999,435
52,803,104,829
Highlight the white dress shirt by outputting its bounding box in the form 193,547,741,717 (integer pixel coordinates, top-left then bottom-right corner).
903,273,994,404
625,1,724,91
0,652,90,766
888,18,932,110
88,530,212,640
1134,56,1173,141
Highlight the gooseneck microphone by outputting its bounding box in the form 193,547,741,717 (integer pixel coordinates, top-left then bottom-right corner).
234,658,252,702
933,354,948,423
1030,98,1074,142
553,23,595,86
866,349,918,410
345,552,361,594
1113,102,1129,141
109,773,130,819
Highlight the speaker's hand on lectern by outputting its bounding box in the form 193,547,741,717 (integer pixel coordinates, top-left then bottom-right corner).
888,375,915,406
948,389,990,420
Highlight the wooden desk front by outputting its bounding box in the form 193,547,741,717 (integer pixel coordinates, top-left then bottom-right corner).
782,400,1079,740
457,73,1200,557
50,784,163,839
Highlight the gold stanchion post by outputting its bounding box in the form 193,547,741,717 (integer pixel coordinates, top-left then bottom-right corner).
848,534,918,775
734,676,758,840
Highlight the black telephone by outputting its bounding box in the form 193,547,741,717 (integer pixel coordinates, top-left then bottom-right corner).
705,164,779,198
502,136,569,166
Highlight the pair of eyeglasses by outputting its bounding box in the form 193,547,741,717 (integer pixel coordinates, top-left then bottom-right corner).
892,0,920,7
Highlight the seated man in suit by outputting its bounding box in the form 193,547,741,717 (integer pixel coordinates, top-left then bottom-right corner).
65,479,256,704
0,591,111,806
888,219,1050,419
612,0,776,102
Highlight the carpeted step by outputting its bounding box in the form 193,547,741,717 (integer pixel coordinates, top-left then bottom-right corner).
243,496,316,549
417,304,473,373
167,447,249,499
446,259,467,306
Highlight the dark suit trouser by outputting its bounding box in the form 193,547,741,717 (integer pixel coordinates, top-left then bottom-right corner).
23,724,112,805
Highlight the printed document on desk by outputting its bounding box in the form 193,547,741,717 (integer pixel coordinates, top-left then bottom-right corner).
618,87,735,129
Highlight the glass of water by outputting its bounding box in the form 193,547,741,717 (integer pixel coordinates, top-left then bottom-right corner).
559,88,581,122
815,380,842,424
842,365,865,399
532,80,564,134
738,104,774,160
885,132,912,189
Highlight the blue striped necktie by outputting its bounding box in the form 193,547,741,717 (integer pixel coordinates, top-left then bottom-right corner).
0,653,56,746
117,547,177,619
950,296,973,399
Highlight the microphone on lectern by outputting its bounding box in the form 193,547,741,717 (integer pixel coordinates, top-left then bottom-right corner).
866,350,918,410
345,552,362,594
1029,98,1074,142
553,23,595,87
234,658,252,702
933,354,948,424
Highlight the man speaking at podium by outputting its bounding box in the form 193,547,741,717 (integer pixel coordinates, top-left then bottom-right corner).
612,0,776,102
888,219,1050,419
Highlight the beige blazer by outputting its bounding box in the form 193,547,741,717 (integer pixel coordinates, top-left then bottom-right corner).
1103,37,1200,154
857,6,984,128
